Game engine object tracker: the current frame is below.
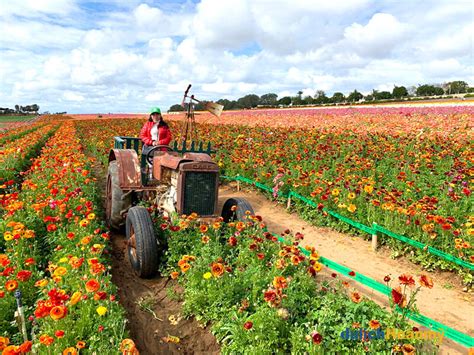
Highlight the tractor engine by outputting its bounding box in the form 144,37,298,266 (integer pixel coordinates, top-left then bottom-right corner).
152,152,219,217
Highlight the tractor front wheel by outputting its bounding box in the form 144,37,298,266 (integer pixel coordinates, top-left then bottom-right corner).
126,206,159,278
105,160,131,230
221,197,255,222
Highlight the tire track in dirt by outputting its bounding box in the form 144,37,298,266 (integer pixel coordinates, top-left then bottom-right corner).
219,183,473,355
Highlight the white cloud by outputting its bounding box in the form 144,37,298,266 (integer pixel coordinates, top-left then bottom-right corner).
0,0,472,113
344,13,410,58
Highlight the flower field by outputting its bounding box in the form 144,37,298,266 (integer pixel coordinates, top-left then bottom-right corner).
0,123,136,354
74,106,473,274
0,105,472,353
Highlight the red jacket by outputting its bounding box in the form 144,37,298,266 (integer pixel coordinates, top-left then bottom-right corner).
139,121,172,146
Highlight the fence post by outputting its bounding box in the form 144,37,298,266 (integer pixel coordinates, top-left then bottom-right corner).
371,222,378,251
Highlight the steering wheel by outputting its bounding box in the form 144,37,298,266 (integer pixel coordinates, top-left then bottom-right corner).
146,145,173,165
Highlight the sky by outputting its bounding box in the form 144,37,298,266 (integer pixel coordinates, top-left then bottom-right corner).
0,0,473,113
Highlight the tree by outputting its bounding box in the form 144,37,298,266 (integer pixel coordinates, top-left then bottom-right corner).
347,90,363,102
374,91,392,100
259,93,278,106
302,95,314,105
392,86,408,99
445,81,468,94
364,94,374,101
31,104,39,114
277,96,292,106
314,90,328,104
169,104,184,112
416,84,442,96
15,105,19,113
237,94,260,109
331,92,345,103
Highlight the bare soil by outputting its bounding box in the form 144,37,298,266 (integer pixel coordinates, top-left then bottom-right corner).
109,233,219,355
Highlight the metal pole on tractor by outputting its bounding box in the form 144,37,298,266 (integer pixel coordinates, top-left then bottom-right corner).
180,84,224,144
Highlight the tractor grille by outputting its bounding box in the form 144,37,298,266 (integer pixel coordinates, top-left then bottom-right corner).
182,172,217,216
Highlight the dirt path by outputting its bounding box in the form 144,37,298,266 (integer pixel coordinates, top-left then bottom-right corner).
109,233,219,355
219,183,474,355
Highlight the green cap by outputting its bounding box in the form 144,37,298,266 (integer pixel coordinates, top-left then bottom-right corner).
150,107,161,114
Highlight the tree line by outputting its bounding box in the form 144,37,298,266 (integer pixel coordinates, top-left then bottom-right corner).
169,80,471,111
0,104,40,115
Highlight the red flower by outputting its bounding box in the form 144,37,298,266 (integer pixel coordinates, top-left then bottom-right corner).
17,270,32,282
384,275,391,283
228,236,237,246
391,287,406,308
398,274,415,287
55,330,65,338
243,321,253,330
348,271,356,277
311,332,322,345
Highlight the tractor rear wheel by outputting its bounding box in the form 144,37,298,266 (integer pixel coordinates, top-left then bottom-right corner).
221,197,255,222
126,206,159,278
105,161,131,230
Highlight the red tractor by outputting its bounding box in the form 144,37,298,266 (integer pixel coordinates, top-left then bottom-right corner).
105,86,254,277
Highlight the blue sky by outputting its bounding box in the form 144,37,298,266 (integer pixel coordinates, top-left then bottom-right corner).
0,0,472,113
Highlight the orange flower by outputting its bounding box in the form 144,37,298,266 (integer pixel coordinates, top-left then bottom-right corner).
347,204,357,213
419,274,433,288
50,306,67,320
63,347,78,355
69,257,84,269
170,271,179,279
39,334,54,346
5,280,18,292
201,235,210,244
369,320,381,329
2,345,19,354
85,279,100,293
211,262,224,277
0,336,9,351
272,276,288,289
179,262,190,273
76,341,86,349
398,274,415,287
401,343,416,354
199,225,208,233
351,292,362,303
18,341,32,353
120,339,139,354
69,291,82,306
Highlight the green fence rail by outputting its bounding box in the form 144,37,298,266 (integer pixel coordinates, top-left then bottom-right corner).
222,175,474,271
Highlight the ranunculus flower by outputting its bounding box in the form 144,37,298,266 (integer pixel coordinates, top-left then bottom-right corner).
96,306,107,316
50,306,67,320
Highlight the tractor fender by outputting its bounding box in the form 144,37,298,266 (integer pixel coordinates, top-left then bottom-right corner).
108,149,142,189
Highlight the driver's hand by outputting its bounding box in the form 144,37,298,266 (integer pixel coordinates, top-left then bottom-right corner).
152,141,158,146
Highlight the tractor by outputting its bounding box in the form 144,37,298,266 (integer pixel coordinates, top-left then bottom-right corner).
105,85,254,277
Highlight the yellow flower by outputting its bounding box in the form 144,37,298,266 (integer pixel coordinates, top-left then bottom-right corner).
364,185,374,194
347,192,356,200
35,279,49,287
203,272,212,279
53,267,68,277
347,204,357,213
87,213,95,220
3,233,13,241
96,306,107,316
313,262,323,272
59,257,68,263
79,219,89,227
331,188,340,196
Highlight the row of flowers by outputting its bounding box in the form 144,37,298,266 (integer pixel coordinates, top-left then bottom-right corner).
0,124,44,146
0,124,55,186
0,123,136,354
156,210,437,354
